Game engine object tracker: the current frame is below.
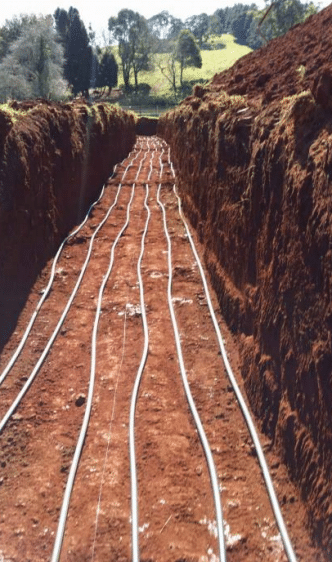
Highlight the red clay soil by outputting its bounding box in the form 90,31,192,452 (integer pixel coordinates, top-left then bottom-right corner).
158,4,332,557
0,137,324,561
0,100,136,354
208,4,332,106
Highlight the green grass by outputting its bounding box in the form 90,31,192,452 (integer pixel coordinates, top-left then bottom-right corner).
114,34,252,104
0,103,27,123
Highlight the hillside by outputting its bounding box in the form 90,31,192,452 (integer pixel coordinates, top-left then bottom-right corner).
114,34,252,101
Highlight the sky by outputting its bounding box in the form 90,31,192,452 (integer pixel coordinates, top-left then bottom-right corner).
0,0,330,40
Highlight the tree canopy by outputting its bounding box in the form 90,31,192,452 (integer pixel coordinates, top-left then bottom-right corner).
147,11,184,52
156,29,202,93
0,15,67,102
175,29,202,87
257,0,317,42
212,1,317,48
96,49,118,92
0,3,320,102
184,14,210,47
54,7,94,95
108,9,153,90
0,14,41,61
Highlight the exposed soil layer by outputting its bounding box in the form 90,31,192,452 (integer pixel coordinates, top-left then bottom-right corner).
208,4,332,106
0,100,136,353
158,5,332,557
0,137,324,561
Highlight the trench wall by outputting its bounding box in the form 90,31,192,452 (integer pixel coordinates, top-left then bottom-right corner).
0,100,136,350
158,89,332,553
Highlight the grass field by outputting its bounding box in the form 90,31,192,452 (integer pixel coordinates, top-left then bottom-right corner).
114,34,252,106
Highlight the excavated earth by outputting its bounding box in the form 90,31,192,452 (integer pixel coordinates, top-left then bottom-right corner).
158,3,332,558
0,136,325,562
2,6,332,559
209,3,332,106
0,99,135,355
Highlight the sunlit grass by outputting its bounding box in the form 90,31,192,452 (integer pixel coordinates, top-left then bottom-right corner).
0,103,27,122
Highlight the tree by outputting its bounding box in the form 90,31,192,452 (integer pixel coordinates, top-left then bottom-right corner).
0,14,39,61
108,9,153,91
175,30,202,88
96,49,118,93
0,14,43,61
213,7,231,34
184,14,210,47
229,5,256,45
211,4,263,47
54,7,94,95
167,17,184,40
148,11,171,43
148,11,183,52
208,14,222,36
0,15,68,102
156,47,178,93
131,17,154,90
156,30,202,93
256,0,317,42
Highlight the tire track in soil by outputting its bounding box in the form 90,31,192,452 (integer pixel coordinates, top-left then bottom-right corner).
0,136,325,562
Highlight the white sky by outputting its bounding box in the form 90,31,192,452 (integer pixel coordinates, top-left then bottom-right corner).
0,0,330,39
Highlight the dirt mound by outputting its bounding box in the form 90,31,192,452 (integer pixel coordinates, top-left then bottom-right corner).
209,4,332,106
158,6,332,557
0,100,136,352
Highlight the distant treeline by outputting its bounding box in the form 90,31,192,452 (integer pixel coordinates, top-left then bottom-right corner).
144,1,317,51
0,1,318,100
